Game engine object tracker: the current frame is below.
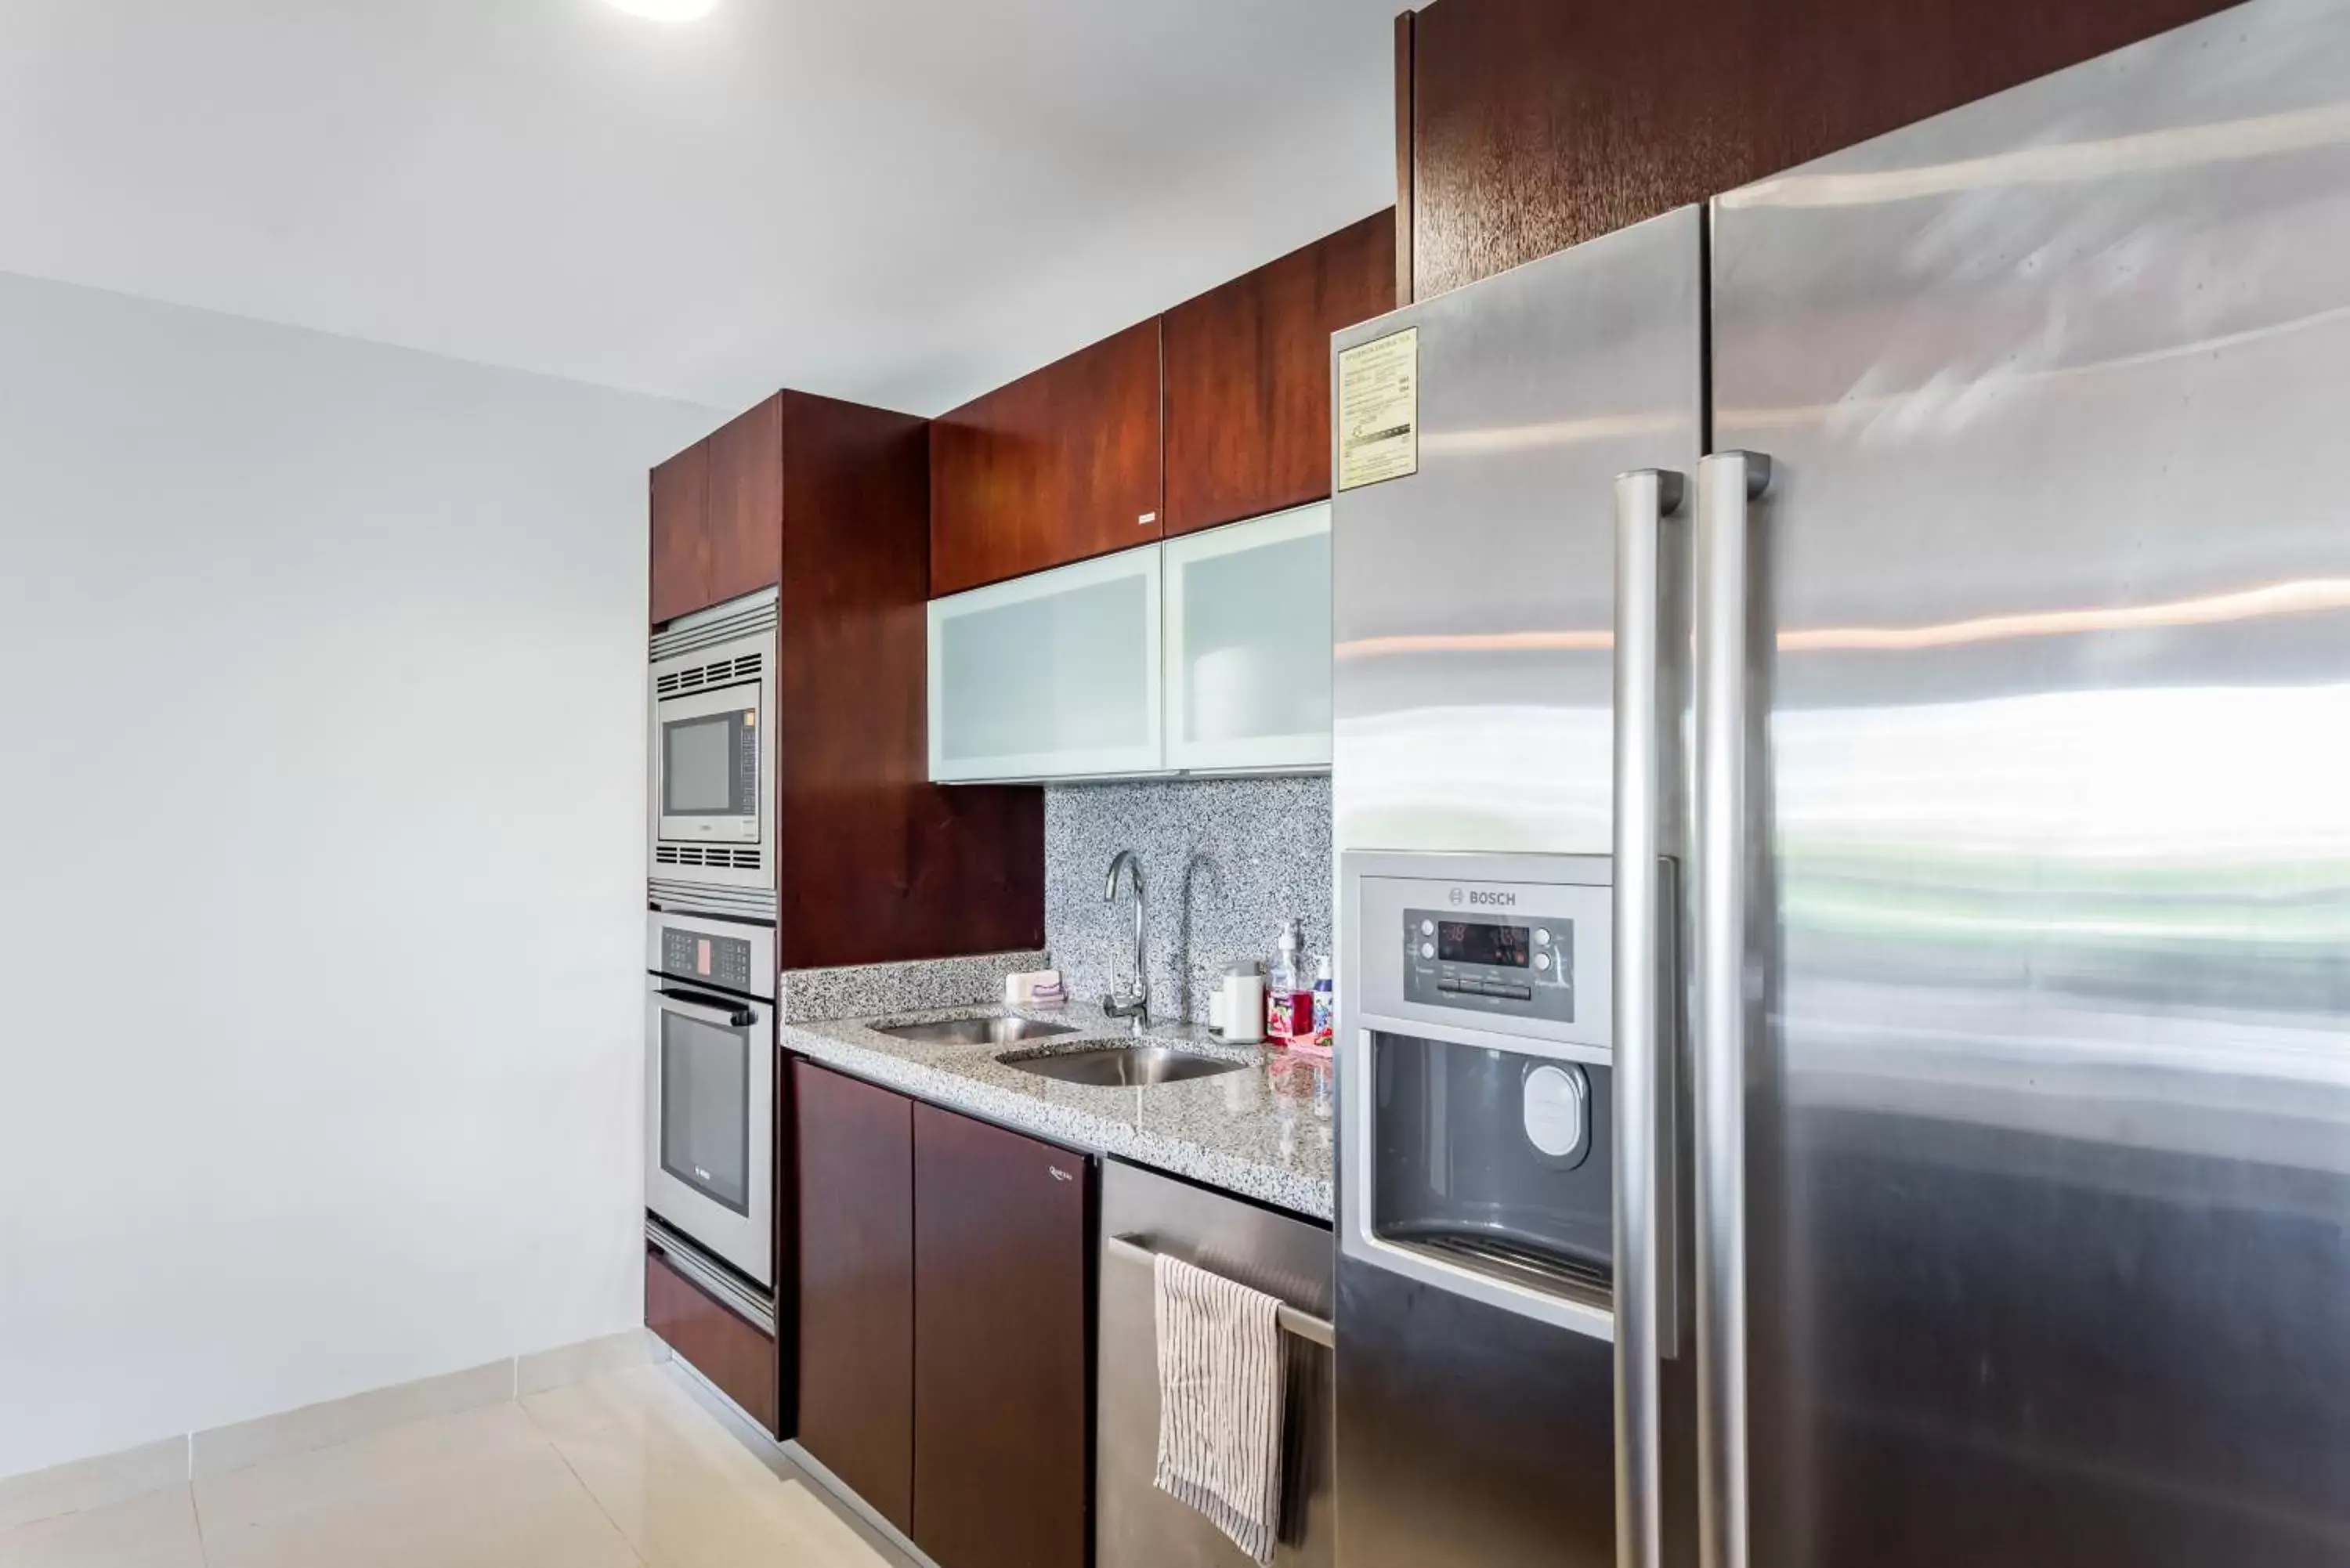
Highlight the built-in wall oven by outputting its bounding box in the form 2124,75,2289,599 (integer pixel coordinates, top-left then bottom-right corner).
645,909,776,1317
649,589,779,923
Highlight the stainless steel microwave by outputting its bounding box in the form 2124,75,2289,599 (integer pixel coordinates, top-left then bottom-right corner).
649,589,777,922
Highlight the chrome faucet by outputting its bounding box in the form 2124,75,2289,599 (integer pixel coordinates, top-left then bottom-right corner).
1102,850,1150,1032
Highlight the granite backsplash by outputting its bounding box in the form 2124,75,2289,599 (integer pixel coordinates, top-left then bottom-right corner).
1045,775,1332,1026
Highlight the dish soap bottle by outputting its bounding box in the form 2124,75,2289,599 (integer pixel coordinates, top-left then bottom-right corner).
1266,919,1308,1042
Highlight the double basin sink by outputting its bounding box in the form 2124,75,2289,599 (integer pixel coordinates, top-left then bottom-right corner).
873,1014,1249,1088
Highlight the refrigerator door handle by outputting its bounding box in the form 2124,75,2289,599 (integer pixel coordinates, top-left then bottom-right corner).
1611,467,1683,1568
1692,450,1770,1568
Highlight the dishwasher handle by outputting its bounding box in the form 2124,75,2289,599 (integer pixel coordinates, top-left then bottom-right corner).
1106,1233,1335,1349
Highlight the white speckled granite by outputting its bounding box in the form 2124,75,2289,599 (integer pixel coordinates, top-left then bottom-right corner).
778,949,1048,1023
1047,775,1332,1026
781,1001,1336,1219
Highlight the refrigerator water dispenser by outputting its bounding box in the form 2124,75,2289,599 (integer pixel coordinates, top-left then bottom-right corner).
1340,850,1624,1343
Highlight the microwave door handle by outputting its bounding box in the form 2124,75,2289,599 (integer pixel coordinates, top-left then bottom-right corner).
656,988,759,1029
1611,468,1683,1568
1692,450,1770,1568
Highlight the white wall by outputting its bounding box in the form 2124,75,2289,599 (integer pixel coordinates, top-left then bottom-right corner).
0,271,721,1478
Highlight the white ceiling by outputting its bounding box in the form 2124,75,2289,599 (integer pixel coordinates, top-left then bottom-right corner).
0,0,1399,416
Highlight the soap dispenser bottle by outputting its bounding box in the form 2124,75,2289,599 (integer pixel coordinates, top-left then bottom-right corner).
1267,919,1308,1042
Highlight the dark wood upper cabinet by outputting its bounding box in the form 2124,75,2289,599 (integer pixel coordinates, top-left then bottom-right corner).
768,393,1043,968
1399,0,2237,300
703,395,786,612
648,400,782,627
930,320,1164,596
649,440,711,627
647,392,1044,969
912,1104,1090,1568
1162,209,1397,537
794,1062,915,1534
929,209,1394,578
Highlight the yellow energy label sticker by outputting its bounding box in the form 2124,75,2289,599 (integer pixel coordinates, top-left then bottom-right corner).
1336,326,1419,490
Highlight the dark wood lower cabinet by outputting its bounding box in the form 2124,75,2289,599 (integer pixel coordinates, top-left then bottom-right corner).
794,1062,916,1534
645,1247,780,1435
790,1066,1093,1566
912,1103,1091,1568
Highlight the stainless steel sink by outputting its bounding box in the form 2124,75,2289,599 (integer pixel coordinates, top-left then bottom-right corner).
996,1042,1252,1088
873,1015,1079,1047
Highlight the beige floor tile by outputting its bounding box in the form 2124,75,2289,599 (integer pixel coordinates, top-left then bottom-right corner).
762,1478,901,1568
519,1362,709,1445
517,1328,667,1396
530,1371,888,1568
0,1485,207,1568
193,1402,641,1568
528,1364,785,1495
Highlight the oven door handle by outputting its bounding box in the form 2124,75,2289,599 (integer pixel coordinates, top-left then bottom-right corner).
656,987,760,1029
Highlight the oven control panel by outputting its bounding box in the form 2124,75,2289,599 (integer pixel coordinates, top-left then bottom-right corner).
1402,908,1574,1024
657,924,755,994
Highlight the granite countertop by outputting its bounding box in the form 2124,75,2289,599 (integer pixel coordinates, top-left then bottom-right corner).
780,1002,1336,1220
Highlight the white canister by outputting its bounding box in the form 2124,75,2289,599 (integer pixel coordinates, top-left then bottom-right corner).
1220,966,1265,1043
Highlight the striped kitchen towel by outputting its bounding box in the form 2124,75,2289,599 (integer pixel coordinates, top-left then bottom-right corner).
1153,1251,1288,1565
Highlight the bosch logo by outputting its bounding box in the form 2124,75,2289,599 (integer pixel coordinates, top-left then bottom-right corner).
1448,888,1464,905
1469,890,1517,907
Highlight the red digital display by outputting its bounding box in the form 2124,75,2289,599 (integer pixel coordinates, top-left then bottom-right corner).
1438,921,1529,968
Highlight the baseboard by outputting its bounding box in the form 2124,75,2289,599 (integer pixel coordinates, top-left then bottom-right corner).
189,1355,516,1479
0,1326,671,1526
658,1356,924,1568
785,1436,943,1568
0,1436,191,1535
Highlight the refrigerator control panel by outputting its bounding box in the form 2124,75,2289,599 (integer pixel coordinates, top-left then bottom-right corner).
1347,854,1614,1055
1401,907,1574,1024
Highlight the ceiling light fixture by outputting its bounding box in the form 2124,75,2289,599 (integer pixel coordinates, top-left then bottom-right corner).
604,0,719,21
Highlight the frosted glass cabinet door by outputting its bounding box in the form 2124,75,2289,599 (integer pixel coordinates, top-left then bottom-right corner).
1163,502,1333,771
928,545,1164,782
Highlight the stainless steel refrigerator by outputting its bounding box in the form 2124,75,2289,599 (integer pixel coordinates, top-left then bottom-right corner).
1328,3,2350,1566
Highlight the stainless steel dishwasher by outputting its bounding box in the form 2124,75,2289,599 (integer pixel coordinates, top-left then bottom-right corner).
1097,1158,1336,1568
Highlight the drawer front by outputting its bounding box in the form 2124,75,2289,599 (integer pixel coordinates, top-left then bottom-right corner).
645,1246,779,1435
